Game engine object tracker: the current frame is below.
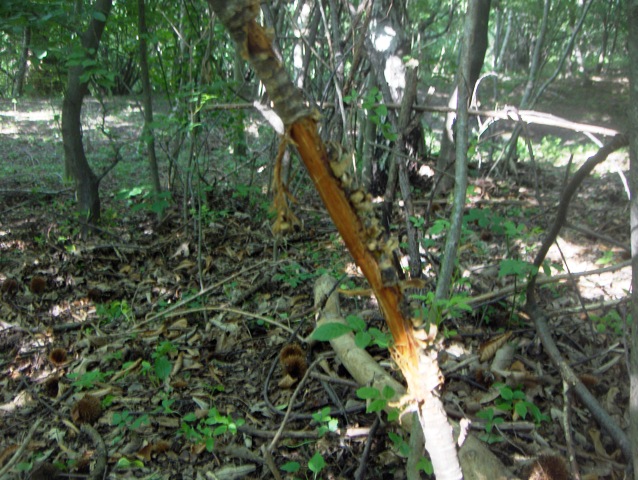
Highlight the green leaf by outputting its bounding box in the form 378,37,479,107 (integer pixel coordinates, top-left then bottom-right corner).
595,250,615,265
354,330,372,348
92,11,107,22
417,457,433,475
386,408,399,422
116,457,143,468
382,385,396,399
476,408,494,421
310,322,353,341
499,386,513,401
388,431,410,455
280,461,300,473
369,327,391,348
479,432,504,444
327,418,338,432
428,219,449,235
205,437,215,452
154,355,172,381
16,462,33,472
367,398,387,413
382,129,398,141
308,452,326,474
131,414,150,429
387,431,402,444
356,386,379,400
498,259,532,278
512,390,526,400
183,412,197,422
514,402,528,419
345,314,366,331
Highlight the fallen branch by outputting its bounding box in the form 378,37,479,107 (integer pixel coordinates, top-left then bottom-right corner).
207,2,460,477
201,102,619,137
313,274,514,479
525,134,632,465
0,418,41,479
81,423,107,480
522,303,632,463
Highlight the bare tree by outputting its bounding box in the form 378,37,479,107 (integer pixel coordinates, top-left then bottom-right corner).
137,0,161,197
61,0,113,227
627,0,638,476
14,25,30,97
434,0,491,194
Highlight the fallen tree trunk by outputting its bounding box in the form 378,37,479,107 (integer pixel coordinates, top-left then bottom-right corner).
313,274,517,480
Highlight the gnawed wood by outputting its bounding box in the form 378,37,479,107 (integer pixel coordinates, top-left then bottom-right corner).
313,274,517,480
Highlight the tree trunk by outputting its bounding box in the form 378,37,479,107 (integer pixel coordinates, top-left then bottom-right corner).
137,0,161,196
14,25,31,97
503,0,593,171
62,0,112,227
435,0,491,194
627,0,638,476
232,48,248,160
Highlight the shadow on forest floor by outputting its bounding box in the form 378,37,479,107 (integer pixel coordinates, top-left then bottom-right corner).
0,75,632,479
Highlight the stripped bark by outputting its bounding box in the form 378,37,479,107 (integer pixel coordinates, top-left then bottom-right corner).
207,1,460,477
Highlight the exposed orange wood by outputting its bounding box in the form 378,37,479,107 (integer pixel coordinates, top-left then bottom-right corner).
206,0,424,389
290,119,420,371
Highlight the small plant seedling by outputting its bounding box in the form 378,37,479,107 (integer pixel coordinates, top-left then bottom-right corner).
141,341,177,383
595,250,616,265
115,457,144,469
179,407,244,452
493,383,549,424
68,369,110,391
273,262,318,288
592,310,624,335
307,451,326,478
476,407,505,444
112,410,151,444
356,385,398,420
96,300,132,323
312,407,339,436
310,314,391,349
498,259,538,281
387,431,410,457
280,461,301,475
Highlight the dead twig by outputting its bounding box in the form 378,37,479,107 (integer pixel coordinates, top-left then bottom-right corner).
81,423,107,480
524,135,632,465
354,416,381,480
562,380,581,480
527,134,628,294
0,418,42,479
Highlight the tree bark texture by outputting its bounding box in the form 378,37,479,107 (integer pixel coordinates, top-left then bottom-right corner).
14,25,31,97
436,0,488,301
627,0,638,476
435,0,491,194
62,0,113,226
137,0,161,196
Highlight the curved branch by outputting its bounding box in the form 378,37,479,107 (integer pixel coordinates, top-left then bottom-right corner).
528,134,628,294
523,302,632,464
524,134,632,465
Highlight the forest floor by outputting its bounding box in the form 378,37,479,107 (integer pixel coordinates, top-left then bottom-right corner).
0,75,632,480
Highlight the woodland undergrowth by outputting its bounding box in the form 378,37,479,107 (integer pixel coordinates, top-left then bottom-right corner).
0,95,631,479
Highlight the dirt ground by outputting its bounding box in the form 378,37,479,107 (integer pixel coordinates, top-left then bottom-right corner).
0,76,632,479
